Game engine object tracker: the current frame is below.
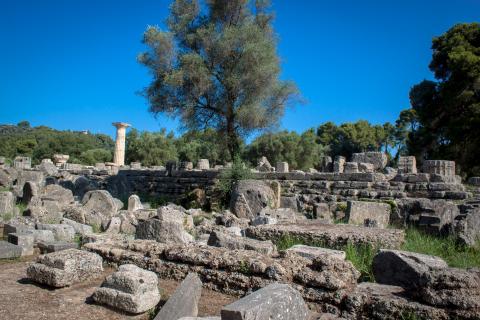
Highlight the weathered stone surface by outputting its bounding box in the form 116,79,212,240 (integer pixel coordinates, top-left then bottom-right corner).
197,159,210,170
22,181,38,204
313,203,333,222
207,230,276,255
154,273,202,320
454,208,480,246
373,249,448,290
8,232,34,256
343,282,449,320
0,191,15,221
38,160,58,175
36,223,75,241
344,162,359,174
0,240,23,259
259,208,301,223
423,160,455,177
346,201,391,228
105,217,121,234
230,180,276,219
3,222,34,237
256,156,274,172
333,156,345,173
468,177,480,186
93,264,160,314
358,162,374,173
128,194,143,212
398,156,417,174
37,241,78,253
221,283,309,320
245,221,405,249
31,229,55,243
62,217,93,235
216,211,250,228
157,204,187,224
27,249,103,287
276,162,289,173
251,215,277,226
14,156,31,169
136,218,193,244
351,152,388,170
81,190,118,226
285,245,346,261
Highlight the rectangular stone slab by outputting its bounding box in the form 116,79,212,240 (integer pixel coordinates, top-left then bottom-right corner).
0,240,22,259
245,221,405,249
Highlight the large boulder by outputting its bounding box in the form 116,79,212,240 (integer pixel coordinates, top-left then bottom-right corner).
27,249,103,287
221,283,309,320
39,184,74,206
93,264,161,314
136,218,193,244
154,273,202,320
454,208,480,246
346,201,391,228
81,190,118,227
230,180,276,219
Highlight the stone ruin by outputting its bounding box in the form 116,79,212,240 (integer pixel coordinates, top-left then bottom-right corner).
1,147,480,319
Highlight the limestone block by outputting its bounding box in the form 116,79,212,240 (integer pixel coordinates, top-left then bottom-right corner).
256,156,274,172
0,191,15,220
154,273,202,320
179,161,194,171
62,218,93,235
3,223,34,237
31,229,55,243
286,244,346,260
372,249,448,289
93,264,160,314
8,232,34,256
128,194,143,212
130,162,142,169
207,230,276,255
221,283,308,320
346,201,391,228
344,162,359,173
351,152,388,170
27,249,103,287
0,240,22,259
398,156,417,174
230,180,276,219
275,162,289,173
13,156,31,169
358,162,374,173
318,156,333,172
333,156,345,173
422,160,455,177
313,203,332,222
37,241,77,253
136,218,194,244
250,215,277,226
197,159,210,170
36,223,75,242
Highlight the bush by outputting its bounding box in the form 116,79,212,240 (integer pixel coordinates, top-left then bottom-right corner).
216,156,252,207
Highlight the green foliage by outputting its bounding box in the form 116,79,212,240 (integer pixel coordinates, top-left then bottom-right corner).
345,242,377,282
245,129,329,170
125,128,178,166
401,228,480,269
400,23,480,177
91,223,101,234
217,157,252,206
316,120,396,161
176,128,232,164
139,0,299,158
78,148,112,165
0,123,114,165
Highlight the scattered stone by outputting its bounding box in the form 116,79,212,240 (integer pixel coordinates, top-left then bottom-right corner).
256,156,274,172
245,221,405,249
3,222,34,237
398,156,417,174
423,160,455,177
154,273,202,320
250,215,277,226
81,190,119,226
27,249,103,287
333,156,346,173
31,229,55,243
358,162,374,173
313,203,333,222
62,217,93,235
276,162,289,173
230,180,276,219
36,223,75,242
0,240,23,259
197,159,210,170
37,241,78,253
346,200,391,228
372,249,448,289
136,218,193,244
22,181,38,204
344,162,359,174
0,191,15,220
221,283,309,320
128,194,143,212
105,217,121,234
93,264,161,314
285,244,346,261
7,232,34,256
351,152,388,170
13,156,31,169
207,230,276,255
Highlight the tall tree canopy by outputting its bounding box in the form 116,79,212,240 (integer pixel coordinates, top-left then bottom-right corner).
400,23,480,175
138,0,298,159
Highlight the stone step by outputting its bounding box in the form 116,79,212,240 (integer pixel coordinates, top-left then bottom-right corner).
0,240,23,259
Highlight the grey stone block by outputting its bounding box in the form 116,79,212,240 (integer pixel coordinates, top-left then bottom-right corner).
346,201,391,228
93,264,160,314
221,283,308,320
154,273,202,320
37,241,78,253
286,245,346,261
8,232,34,256
36,223,75,241
0,240,22,259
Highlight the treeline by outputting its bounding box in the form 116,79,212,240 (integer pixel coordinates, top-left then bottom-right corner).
0,121,114,165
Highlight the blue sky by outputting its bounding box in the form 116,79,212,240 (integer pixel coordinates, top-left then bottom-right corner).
0,0,479,139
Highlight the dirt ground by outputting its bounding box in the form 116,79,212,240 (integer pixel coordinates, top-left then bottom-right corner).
0,257,237,320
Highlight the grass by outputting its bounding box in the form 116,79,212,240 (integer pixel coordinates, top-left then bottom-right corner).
401,227,480,269
274,227,480,283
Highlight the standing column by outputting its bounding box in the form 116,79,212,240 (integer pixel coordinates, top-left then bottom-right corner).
112,122,131,166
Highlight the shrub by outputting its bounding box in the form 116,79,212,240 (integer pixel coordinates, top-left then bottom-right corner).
216,156,252,207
